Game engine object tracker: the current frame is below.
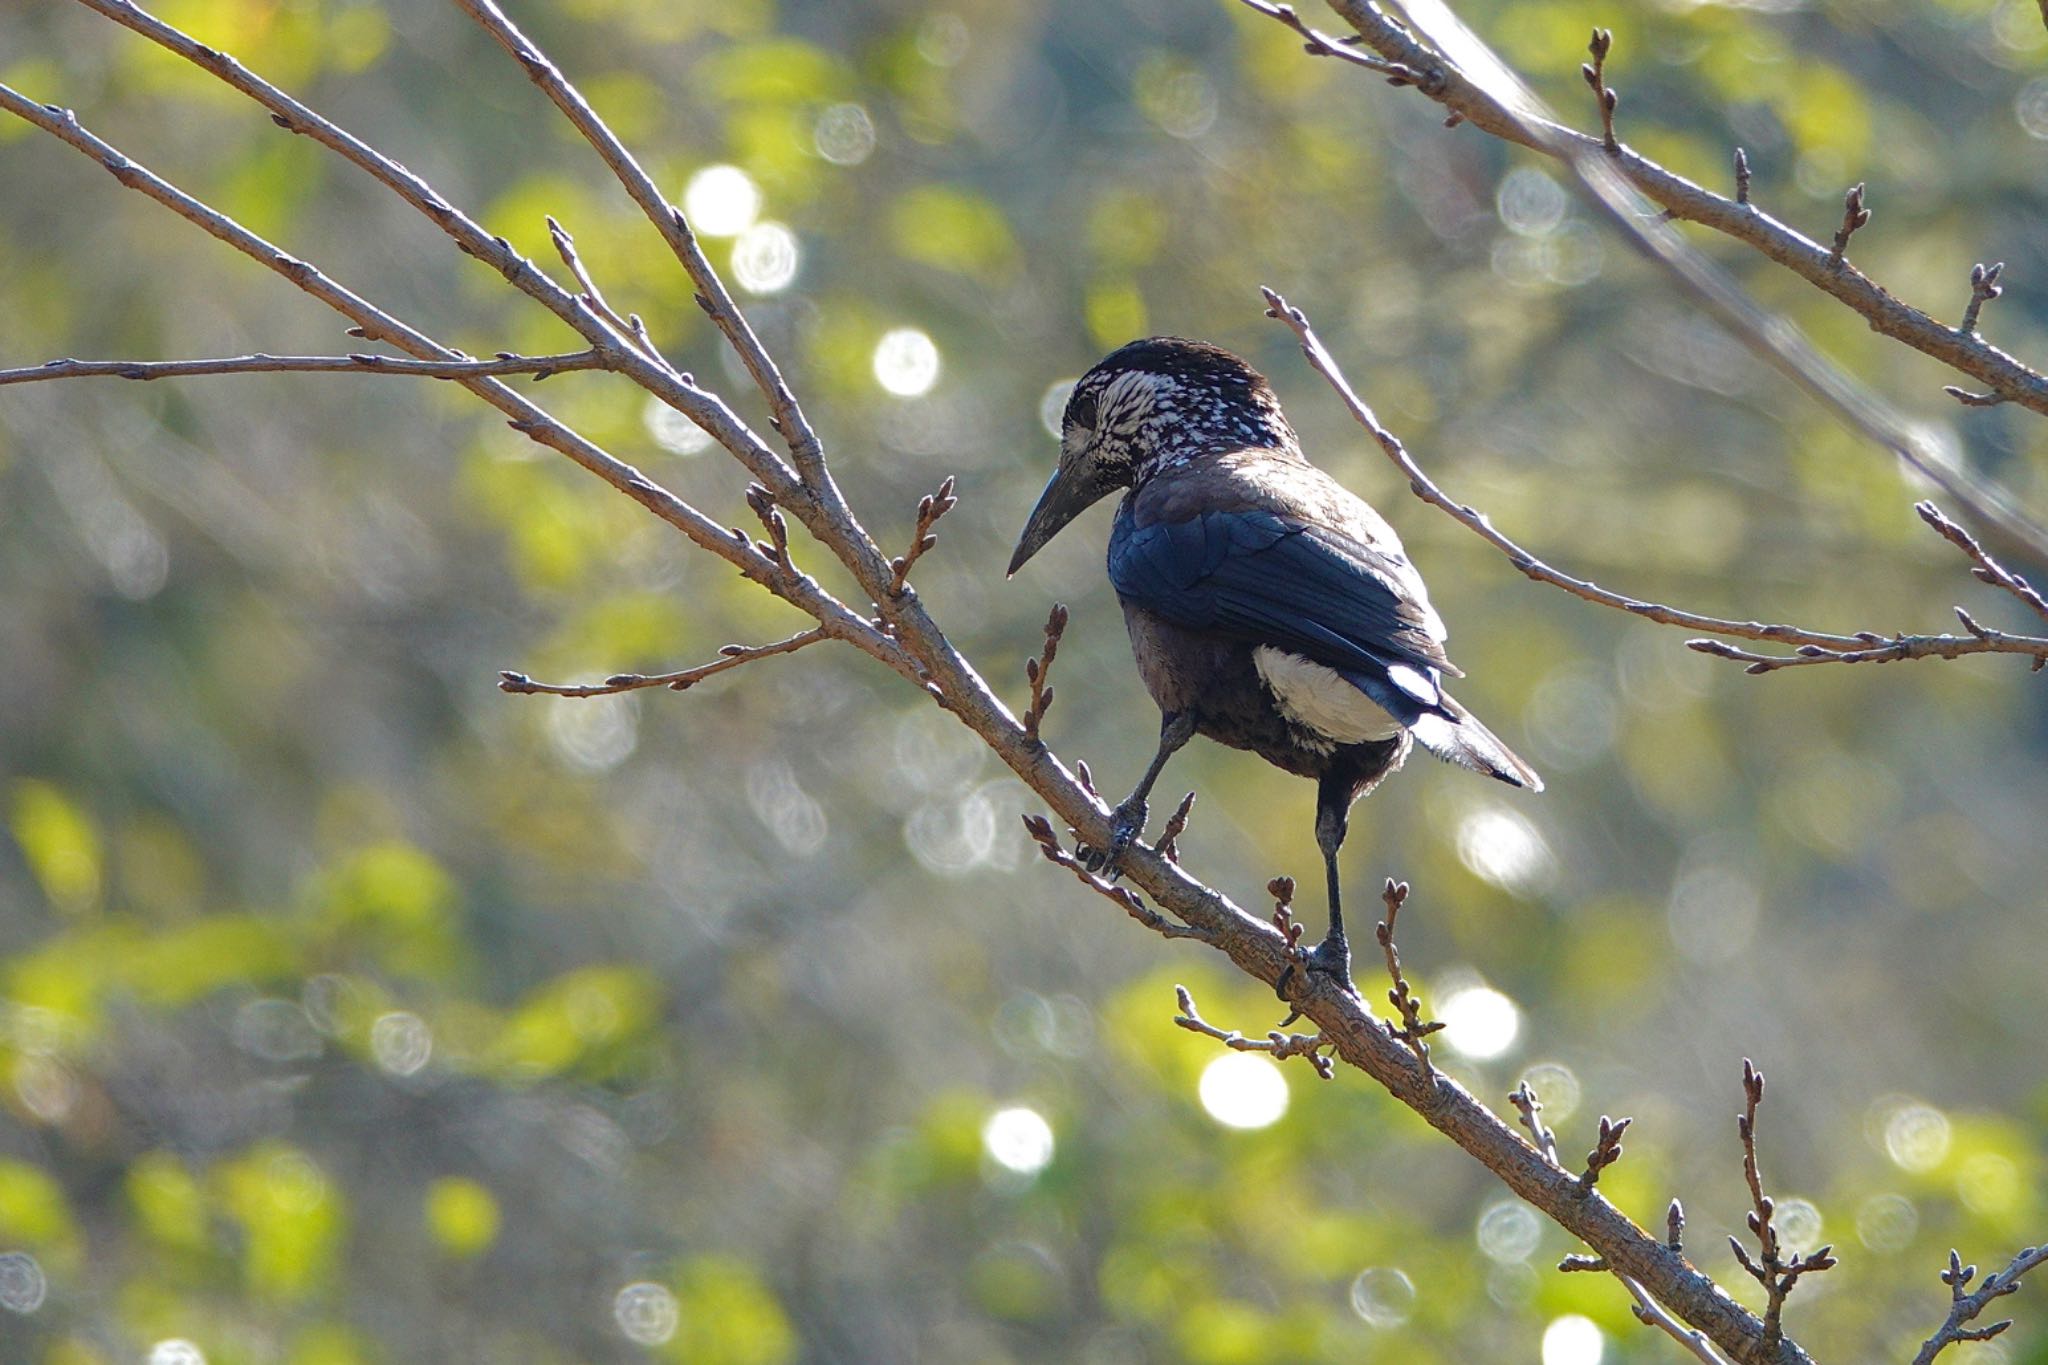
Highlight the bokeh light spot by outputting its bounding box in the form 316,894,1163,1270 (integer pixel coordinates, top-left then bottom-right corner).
370,1011,433,1077
814,103,876,165
1197,1053,1288,1130
613,1281,679,1346
1772,1198,1823,1255
643,394,713,456
0,1252,46,1314
1856,1193,1918,1253
1439,985,1520,1061
732,222,800,295
1542,1314,1604,1365
1519,1062,1580,1123
682,164,760,237
1884,1103,1951,1173
873,328,941,397
149,1342,206,1365
1477,1199,1543,1263
982,1106,1055,1175
1456,806,1555,895
1039,380,1077,439
1349,1267,1415,1328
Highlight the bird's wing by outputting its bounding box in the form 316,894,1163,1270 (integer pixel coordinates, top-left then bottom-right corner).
1108,506,1457,679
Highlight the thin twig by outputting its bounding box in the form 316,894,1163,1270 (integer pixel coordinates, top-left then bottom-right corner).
890,476,958,594
1287,0,2048,562
0,349,604,386
1581,29,1618,152
451,0,825,479
1020,815,1213,942
1156,791,1197,863
1578,1114,1631,1191
1261,287,2048,673
1022,603,1069,743
1911,1243,2048,1365
1827,183,1871,268
546,214,667,367
1730,1060,1837,1352
1959,262,2004,337
1509,1080,1560,1166
498,628,828,698
1733,147,1751,205
1374,879,1441,1081
1231,0,1430,86
0,83,918,695
64,0,807,507
1174,985,1334,1079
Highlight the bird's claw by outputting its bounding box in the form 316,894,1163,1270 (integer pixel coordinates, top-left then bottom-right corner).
1275,929,1354,1003
1076,797,1148,879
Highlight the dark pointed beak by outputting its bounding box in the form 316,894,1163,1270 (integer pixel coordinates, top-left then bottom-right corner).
1007,466,1110,577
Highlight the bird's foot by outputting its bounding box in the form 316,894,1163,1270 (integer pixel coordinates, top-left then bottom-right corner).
1076,797,1148,879
1277,928,1355,1005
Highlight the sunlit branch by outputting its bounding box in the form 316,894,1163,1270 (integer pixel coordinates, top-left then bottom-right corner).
1266,0,2048,561
0,350,603,386
0,83,918,695
1262,287,2048,674
452,0,827,482
0,18,1847,1364
1172,985,1334,1078
499,628,831,699
1912,1243,2048,1365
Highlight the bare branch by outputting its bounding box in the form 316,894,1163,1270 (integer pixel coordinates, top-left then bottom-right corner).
1374,879,1442,1082
1827,182,1871,268
1578,1113,1631,1191
0,349,604,387
1231,0,1429,86
1021,603,1069,743
1020,815,1214,943
1580,28,1618,153
0,83,919,695
1733,147,1751,205
1960,261,2005,337
1917,500,2048,625
1173,985,1334,1079
498,628,829,699
1510,1080,1560,1167
1155,791,1197,864
1291,0,2048,560
66,0,806,505
890,476,958,595
1731,1060,1837,1352
1912,1243,2048,1365
451,0,826,480
1261,287,2048,673
546,215,666,368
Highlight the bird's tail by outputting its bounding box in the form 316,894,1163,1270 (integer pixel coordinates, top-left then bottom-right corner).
1408,693,1543,792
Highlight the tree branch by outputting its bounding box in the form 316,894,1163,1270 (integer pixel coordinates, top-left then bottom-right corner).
1911,1243,2048,1365
1261,287,2048,673
0,349,604,387
0,16,1829,1363
1273,0,2048,562
498,628,830,698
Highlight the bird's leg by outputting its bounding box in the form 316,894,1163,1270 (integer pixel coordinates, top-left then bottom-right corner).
1302,801,1354,991
1078,710,1195,878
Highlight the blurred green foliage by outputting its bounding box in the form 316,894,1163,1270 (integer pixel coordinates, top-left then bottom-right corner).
3,0,2048,1361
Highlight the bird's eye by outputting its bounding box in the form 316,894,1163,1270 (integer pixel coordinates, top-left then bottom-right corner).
1068,390,1099,431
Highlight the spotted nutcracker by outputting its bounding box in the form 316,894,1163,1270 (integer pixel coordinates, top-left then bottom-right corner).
1008,337,1542,990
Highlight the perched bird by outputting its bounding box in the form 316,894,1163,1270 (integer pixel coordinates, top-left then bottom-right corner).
1008,338,1541,990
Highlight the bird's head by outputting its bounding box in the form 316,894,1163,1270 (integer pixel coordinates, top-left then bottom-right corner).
1007,337,1295,575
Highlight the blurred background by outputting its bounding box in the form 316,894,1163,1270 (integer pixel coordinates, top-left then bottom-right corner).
2,1,2047,1361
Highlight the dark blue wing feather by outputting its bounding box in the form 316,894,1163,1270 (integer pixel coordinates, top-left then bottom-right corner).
1108,507,1451,677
